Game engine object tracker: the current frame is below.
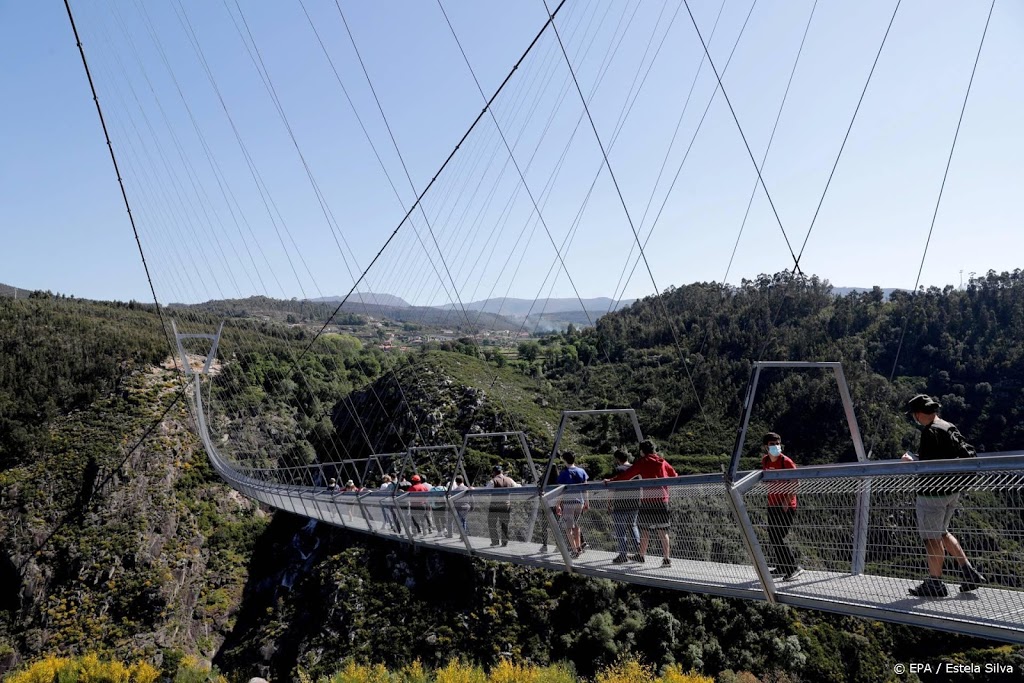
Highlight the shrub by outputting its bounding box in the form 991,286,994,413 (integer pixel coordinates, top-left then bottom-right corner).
5,654,159,683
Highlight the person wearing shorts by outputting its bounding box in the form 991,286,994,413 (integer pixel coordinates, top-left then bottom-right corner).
902,394,986,597
607,439,677,568
556,452,589,557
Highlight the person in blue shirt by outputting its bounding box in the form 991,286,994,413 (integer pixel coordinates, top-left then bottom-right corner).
556,452,589,557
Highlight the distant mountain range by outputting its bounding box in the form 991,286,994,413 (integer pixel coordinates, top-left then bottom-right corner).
311,293,635,317
311,292,412,308
308,290,915,330
440,296,635,317
309,294,637,331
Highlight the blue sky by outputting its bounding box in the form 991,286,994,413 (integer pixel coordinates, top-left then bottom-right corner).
1,0,1022,306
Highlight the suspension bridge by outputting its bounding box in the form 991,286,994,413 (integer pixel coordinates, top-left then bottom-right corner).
61,0,1023,653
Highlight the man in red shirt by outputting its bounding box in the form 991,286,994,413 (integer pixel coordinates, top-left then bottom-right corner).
607,439,677,567
761,432,803,581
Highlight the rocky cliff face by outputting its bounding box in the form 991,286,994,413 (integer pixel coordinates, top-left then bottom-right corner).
329,351,569,463
0,364,267,677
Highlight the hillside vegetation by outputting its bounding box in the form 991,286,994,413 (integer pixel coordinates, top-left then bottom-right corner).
2,273,1023,682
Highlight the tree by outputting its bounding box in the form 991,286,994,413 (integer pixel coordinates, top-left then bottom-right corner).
518,340,541,362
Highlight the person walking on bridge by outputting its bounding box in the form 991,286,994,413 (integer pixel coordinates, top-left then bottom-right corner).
761,432,803,581
902,394,986,597
609,449,640,564
486,465,520,546
607,439,676,567
556,452,589,558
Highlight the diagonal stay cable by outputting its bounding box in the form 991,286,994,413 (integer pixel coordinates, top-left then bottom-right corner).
435,0,597,332
63,0,178,374
335,2,567,449
609,0,755,318
668,0,817,437
540,0,713,431
296,0,569,364
335,2,468,324
678,0,800,271
792,0,902,272
745,0,903,366
223,0,423,452
607,0,730,312
719,0,817,295
866,0,996,457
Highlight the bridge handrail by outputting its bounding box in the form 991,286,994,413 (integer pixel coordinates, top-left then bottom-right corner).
760,452,1024,481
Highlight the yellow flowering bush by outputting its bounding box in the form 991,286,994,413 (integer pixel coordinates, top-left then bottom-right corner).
4,653,159,683
326,661,393,683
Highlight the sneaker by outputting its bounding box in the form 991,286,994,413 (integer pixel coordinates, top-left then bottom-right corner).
501,540,509,547
783,566,805,582
629,554,646,563
909,578,948,597
539,545,548,553
490,541,500,547
960,564,988,592
661,558,672,568
612,554,629,564
769,567,786,577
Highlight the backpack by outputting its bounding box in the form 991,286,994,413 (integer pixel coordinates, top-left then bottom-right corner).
489,475,514,512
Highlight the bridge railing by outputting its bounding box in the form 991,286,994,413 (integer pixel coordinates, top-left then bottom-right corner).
205,445,1024,642
743,457,1024,636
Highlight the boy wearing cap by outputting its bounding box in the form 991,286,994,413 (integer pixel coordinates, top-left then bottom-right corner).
902,394,986,597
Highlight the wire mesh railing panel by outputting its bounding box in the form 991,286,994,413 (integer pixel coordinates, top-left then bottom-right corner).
745,469,1024,632
453,489,544,557
562,479,760,593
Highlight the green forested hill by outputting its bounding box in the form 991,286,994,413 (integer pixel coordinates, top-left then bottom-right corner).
516,271,1024,469
2,275,1023,682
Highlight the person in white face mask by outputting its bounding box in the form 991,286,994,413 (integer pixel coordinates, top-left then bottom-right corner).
761,432,803,581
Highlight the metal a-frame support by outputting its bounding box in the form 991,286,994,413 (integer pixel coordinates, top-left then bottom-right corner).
537,409,644,570
451,431,539,550
451,431,537,489
172,320,224,377
727,361,871,574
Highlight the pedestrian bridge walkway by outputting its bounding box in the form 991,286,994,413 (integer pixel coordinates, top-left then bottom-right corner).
205,433,1024,644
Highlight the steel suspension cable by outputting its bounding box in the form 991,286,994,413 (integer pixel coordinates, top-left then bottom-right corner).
866,0,996,457
605,0,736,312
540,0,713,431
293,0,569,361
108,1,384,464
465,0,660,332
792,0,902,272
334,1,480,334
678,0,800,270
223,0,439,452
435,0,599,332
63,0,178,373
707,0,818,353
